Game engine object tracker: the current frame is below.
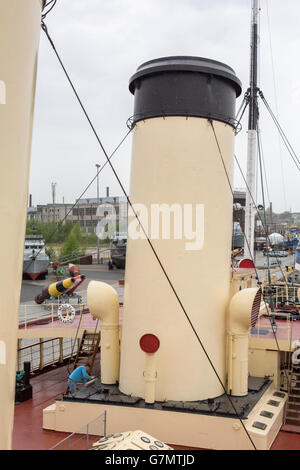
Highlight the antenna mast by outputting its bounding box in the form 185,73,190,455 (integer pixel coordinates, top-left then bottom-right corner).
244,0,259,259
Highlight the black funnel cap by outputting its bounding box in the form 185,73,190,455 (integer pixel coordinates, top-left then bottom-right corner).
129,56,242,127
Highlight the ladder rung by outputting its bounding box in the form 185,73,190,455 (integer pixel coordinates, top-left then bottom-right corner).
285,417,300,422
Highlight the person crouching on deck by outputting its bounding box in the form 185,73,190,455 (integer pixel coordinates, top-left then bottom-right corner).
68,363,95,395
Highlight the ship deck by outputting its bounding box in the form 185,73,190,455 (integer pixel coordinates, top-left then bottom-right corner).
12,359,300,451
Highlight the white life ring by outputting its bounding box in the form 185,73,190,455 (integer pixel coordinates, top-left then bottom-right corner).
57,304,76,323
292,348,300,366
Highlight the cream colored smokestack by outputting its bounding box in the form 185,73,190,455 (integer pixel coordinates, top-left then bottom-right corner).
227,287,262,396
87,281,120,384
0,0,44,449
119,57,242,402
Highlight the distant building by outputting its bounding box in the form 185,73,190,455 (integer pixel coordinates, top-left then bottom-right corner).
34,196,128,233
36,203,73,223
27,206,38,221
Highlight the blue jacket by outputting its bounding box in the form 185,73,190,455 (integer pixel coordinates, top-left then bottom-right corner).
69,366,92,384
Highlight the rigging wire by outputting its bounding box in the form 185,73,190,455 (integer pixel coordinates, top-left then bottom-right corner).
24,127,132,272
257,123,271,205
66,307,84,376
234,153,295,390
259,92,300,173
211,121,291,391
257,122,274,301
41,19,258,450
42,0,57,20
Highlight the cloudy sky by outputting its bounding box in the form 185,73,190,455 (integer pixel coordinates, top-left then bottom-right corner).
29,0,300,213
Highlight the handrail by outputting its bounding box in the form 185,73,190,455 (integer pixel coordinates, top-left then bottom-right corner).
50,410,107,450
18,337,60,351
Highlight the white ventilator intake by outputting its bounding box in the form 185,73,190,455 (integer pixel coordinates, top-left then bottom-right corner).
227,287,262,396
87,281,120,384
0,0,44,450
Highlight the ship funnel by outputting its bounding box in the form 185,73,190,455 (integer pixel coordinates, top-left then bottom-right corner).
227,287,262,396
87,281,120,384
119,56,241,402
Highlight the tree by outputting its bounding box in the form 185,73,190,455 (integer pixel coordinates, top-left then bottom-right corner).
59,229,80,259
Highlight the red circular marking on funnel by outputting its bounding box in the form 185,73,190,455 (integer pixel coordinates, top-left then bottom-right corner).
140,334,160,353
238,258,255,269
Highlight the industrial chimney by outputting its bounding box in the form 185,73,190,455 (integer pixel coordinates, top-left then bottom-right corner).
119,57,242,402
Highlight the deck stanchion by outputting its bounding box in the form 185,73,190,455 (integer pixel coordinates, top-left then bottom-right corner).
59,338,63,363
104,410,107,437
39,338,43,370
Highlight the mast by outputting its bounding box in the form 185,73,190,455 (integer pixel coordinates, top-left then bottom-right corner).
244,0,259,259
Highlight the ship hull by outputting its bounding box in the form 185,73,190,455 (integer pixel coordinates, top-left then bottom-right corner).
23,260,49,280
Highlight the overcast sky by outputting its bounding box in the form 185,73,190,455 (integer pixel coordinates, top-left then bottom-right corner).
29,0,300,213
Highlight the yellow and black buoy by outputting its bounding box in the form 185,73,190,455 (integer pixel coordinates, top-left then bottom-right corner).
35,276,82,304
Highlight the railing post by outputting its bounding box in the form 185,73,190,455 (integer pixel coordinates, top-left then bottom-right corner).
59,338,63,363
17,339,21,371
51,303,54,327
52,339,55,365
104,410,107,437
39,338,44,370
30,347,33,371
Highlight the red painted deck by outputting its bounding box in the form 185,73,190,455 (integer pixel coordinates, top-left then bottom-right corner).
252,316,300,342
12,360,300,451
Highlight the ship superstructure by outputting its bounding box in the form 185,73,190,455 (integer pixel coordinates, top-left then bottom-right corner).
23,235,49,280
1,0,300,453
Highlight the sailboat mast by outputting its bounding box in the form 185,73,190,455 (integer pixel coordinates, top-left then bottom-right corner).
244,0,259,259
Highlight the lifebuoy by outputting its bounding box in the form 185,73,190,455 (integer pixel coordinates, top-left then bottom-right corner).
57,303,75,323
292,348,300,366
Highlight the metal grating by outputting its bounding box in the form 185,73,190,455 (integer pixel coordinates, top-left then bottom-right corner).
251,288,262,328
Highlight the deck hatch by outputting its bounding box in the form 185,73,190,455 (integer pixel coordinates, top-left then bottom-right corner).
252,421,267,430
260,410,274,419
267,399,280,407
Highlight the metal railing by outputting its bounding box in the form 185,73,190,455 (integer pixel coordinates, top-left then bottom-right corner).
262,284,300,309
50,411,107,450
252,311,294,345
18,302,99,331
17,337,79,373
